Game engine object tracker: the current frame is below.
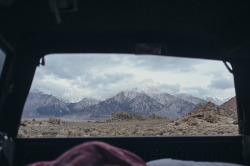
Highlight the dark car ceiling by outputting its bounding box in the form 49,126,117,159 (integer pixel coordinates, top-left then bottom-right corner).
0,0,250,60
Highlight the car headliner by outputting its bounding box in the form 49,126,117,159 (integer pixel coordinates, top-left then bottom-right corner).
0,0,250,61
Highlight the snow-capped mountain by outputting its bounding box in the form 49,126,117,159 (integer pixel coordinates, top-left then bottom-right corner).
151,93,179,104
174,93,231,106
60,94,82,103
22,90,71,118
127,79,160,94
67,97,100,113
64,91,195,120
112,91,139,102
23,90,99,118
174,93,207,105
127,79,226,106
202,96,226,106
23,88,234,120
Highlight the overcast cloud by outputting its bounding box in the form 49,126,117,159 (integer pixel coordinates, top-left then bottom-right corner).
31,54,235,101
209,77,234,90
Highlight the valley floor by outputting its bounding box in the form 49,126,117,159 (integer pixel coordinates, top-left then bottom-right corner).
18,119,239,138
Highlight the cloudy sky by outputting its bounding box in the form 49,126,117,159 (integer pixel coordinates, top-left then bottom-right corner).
30,54,235,101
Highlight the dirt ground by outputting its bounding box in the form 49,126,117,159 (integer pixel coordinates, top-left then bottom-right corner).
18,119,239,138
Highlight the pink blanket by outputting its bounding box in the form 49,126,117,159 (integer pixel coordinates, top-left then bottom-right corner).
28,141,147,166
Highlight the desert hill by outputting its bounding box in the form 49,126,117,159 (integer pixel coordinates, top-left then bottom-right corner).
174,97,237,126
218,97,237,120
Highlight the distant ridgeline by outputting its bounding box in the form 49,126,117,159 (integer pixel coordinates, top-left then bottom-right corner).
22,90,235,120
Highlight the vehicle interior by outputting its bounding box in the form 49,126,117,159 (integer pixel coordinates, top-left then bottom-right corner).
0,0,250,166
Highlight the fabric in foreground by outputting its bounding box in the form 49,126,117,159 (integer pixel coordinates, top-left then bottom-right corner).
27,141,147,166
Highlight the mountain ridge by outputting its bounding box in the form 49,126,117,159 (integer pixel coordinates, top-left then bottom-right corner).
22,90,236,120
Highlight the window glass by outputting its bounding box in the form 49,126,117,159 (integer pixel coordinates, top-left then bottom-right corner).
0,48,6,79
18,54,238,137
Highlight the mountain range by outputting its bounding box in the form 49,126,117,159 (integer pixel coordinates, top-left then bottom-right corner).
22,90,233,120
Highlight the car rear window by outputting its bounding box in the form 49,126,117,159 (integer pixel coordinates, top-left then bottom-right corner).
18,54,238,137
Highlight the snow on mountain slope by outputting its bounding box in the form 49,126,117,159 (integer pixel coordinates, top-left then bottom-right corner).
174,93,207,105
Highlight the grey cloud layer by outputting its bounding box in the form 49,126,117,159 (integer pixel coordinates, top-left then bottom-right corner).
77,73,134,89
182,87,210,97
127,55,203,72
41,54,204,80
209,77,234,90
31,54,234,100
158,84,181,94
41,54,122,80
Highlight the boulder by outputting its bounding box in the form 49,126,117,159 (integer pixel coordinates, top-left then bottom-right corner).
173,116,189,126
106,112,144,122
145,113,167,120
187,117,198,126
203,111,218,123
47,117,61,125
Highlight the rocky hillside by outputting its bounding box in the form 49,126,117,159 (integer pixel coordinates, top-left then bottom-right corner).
218,97,237,120
173,98,237,126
